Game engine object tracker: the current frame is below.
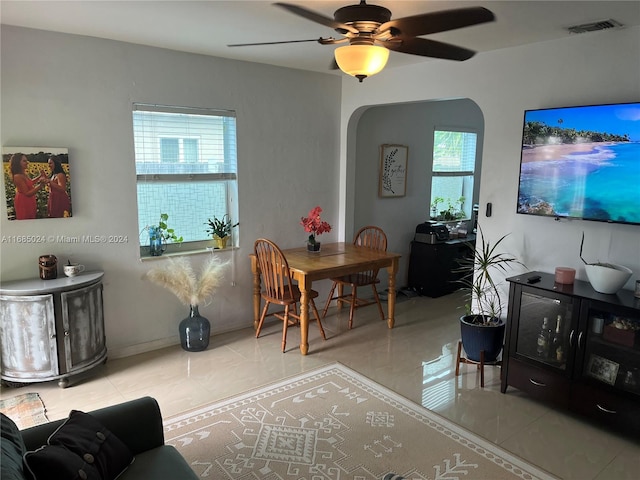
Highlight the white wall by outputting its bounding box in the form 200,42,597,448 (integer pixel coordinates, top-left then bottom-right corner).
2,24,639,359
342,26,640,292
0,26,342,357
353,99,484,287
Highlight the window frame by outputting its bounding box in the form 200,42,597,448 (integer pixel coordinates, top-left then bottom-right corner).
132,103,238,258
430,127,478,221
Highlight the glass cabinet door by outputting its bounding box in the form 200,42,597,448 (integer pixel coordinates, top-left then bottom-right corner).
579,302,640,395
513,288,575,372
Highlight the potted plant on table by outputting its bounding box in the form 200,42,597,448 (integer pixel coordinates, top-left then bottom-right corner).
147,213,183,256
456,226,524,363
431,196,466,222
205,214,238,249
300,206,332,252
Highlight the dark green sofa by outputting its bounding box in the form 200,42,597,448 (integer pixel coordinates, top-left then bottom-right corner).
1,396,198,480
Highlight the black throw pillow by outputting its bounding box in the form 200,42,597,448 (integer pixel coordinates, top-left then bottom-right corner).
24,410,133,480
24,444,100,480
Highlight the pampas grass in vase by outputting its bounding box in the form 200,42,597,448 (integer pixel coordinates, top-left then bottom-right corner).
146,256,228,351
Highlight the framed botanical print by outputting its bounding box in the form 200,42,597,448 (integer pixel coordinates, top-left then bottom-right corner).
379,144,408,198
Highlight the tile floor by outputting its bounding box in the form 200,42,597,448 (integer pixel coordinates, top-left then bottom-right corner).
2,291,638,479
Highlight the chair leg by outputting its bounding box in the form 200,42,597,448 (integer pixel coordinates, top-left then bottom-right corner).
281,305,290,353
480,350,485,388
348,286,357,329
371,284,385,322
255,301,270,338
322,282,338,318
309,298,326,340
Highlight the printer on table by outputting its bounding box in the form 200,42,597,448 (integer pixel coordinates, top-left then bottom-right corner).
413,221,449,244
408,221,474,297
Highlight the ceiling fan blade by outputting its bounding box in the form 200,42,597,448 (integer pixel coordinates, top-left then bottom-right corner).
228,38,327,47
275,2,359,35
384,37,476,61
379,7,494,37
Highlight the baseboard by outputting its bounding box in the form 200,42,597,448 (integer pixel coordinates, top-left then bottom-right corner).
108,337,179,359
107,324,253,359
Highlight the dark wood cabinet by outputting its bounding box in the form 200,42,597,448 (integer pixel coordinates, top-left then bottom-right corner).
407,234,474,297
502,271,640,436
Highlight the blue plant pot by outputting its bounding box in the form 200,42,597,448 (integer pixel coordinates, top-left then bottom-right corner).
460,315,505,363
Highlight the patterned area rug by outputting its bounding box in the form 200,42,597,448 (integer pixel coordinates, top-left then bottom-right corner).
164,363,556,480
0,392,48,429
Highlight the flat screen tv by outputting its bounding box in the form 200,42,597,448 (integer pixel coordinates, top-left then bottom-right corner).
517,102,640,225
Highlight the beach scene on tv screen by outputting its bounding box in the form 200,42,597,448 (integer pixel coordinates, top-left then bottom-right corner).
518,103,640,224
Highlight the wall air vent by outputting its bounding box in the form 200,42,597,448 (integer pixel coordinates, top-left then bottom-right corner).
567,19,623,34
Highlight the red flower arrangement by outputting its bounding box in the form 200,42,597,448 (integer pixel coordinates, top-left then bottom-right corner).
300,206,331,245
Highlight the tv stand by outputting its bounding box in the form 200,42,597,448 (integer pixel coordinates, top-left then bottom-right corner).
502,271,639,436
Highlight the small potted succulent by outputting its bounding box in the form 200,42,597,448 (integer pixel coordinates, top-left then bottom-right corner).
205,214,238,249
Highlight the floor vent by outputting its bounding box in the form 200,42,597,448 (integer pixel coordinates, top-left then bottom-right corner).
567,19,624,34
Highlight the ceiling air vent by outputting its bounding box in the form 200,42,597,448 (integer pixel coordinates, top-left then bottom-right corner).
567,19,623,34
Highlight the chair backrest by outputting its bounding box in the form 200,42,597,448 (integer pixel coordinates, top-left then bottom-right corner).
353,226,387,279
353,226,387,252
254,238,295,301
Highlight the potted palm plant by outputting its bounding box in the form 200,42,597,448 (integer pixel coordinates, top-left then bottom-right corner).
456,226,524,362
205,214,238,249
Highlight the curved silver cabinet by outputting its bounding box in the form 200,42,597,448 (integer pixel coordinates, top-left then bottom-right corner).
0,271,106,388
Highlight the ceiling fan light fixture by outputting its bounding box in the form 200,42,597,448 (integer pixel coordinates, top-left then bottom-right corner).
334,45,389,82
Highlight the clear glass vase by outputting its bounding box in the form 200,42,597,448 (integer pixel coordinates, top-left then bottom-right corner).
307,235,321,252
148,226,165,256
307,241,321,252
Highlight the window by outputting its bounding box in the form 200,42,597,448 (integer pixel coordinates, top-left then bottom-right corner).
430,129,477,221
159,138,199,163
133,103,238,255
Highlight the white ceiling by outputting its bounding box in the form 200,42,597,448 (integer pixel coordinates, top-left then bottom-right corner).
1,1,638,75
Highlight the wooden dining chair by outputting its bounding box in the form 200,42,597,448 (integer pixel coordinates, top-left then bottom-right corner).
254,238,326,352
322,226,387,329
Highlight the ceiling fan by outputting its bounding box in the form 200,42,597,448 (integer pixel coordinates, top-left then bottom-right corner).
228,1,495,82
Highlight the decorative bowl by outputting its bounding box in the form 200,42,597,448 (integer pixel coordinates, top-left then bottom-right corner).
585,263,633,294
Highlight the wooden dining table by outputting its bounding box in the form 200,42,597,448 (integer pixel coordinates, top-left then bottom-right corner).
250,242,401,355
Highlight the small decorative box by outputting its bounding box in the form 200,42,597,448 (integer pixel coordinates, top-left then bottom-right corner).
603,324,636,347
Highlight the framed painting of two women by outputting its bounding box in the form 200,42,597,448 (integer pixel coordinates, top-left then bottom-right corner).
2,147,72,220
